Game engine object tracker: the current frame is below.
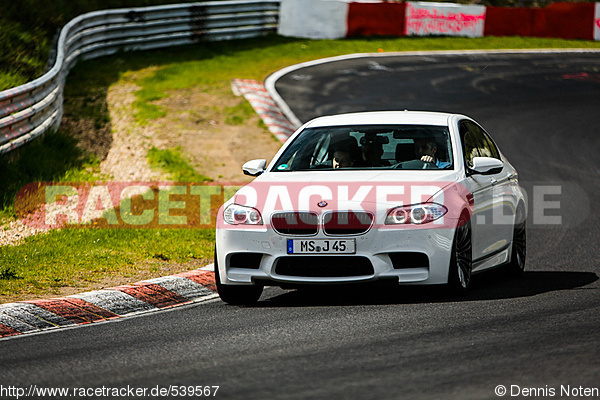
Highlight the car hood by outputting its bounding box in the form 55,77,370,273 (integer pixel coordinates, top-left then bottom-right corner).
228,170,461,219
256,169,459,184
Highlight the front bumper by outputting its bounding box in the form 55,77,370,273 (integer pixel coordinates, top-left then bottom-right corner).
215,224,456,287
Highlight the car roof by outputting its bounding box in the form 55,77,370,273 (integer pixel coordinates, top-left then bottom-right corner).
303,111,457,128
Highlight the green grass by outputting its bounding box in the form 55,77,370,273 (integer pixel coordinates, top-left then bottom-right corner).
0,228,215,300
134,86,169,124
2,34,600,301
0,17,49,90
0,130,101,221
147,146,212,182
225,100,257,126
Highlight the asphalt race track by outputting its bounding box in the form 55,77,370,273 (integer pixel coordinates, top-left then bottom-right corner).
1,51,599,399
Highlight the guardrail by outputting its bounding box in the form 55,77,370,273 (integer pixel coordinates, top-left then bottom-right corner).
0,0,280,154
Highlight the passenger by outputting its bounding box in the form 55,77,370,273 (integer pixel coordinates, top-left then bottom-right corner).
332,149,354,169
414,138,451,169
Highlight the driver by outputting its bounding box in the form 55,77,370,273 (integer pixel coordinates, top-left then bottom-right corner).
414,138,451,169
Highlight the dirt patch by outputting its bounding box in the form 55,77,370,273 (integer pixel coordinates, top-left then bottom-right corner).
101,82,163,181
155,88,282,182
61,88,113,161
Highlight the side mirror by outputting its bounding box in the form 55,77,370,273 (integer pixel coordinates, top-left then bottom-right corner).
242,159,267,176
470,157,503,175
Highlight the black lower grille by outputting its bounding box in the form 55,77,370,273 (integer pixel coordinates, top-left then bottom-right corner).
275,256,374,277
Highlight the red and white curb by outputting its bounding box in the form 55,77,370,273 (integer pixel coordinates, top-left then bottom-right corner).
231,78,297,143
0,266,217,339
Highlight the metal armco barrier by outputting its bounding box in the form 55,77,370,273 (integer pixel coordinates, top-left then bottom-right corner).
0,0,280,154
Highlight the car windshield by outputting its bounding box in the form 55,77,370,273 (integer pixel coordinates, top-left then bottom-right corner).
272,124,453,171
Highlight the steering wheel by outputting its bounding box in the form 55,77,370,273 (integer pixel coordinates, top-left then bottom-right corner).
394,159,438,170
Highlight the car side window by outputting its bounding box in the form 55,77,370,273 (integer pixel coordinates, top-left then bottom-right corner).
460,121,480,168
478,129,501,160
467,122,499,160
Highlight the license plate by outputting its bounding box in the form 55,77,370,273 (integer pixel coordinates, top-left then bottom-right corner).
287,239,356,254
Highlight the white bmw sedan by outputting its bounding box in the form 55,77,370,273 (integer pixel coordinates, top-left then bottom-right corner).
215,111,526,304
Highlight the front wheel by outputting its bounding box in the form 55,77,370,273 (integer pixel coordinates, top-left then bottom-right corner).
447,215,473,294
214,251,263,305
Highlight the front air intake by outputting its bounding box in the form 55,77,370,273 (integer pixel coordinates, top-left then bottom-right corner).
228,253,263,269
389,252,429,269
275,256,374,277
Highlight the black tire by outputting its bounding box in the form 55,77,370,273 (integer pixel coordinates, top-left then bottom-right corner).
507,205,526,275
447,214,473,294
214,250,263,305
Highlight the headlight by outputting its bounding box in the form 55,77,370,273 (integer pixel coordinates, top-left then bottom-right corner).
385,203,447,225
223,204,263,225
